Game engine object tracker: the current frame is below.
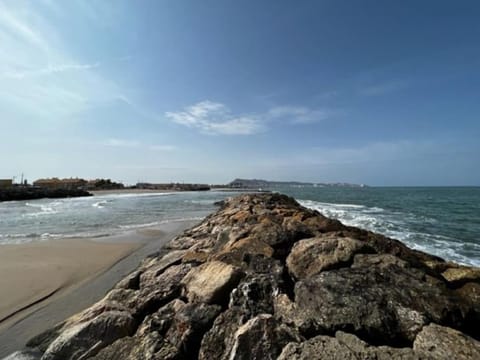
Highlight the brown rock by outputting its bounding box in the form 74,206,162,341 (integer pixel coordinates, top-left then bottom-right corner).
286,236,371,279
442,266,480,287
413,323,480,359
181,261,243,304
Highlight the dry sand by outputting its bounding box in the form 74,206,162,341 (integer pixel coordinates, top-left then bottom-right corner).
0,220,198,357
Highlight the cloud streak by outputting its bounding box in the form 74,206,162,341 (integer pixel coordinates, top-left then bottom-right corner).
166,101,335,135
268,106,331,124
2,62,100,79
359,80,408,96
103,138,175,151
166,101,264,135
0,2,135,122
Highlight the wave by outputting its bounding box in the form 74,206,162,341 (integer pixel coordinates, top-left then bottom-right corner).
183,199,215,205
118,217,204,230
92,200,109,209
298,199,479,267
24,202,59,217
98,192,177,199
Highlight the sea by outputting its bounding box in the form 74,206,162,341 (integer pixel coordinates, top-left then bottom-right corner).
0,187,479,267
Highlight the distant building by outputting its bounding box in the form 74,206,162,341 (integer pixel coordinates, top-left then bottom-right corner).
0,179,13,188
33,178,87,190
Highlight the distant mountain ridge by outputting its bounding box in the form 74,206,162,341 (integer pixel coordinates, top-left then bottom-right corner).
228,178,367,188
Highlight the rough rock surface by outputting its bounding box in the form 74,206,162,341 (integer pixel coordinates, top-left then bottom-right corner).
16,193,480,359
286,235,371,279
278,331,424,359
413,323,480,359
181,260,243,304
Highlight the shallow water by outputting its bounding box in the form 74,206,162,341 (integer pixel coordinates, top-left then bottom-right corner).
0,191,234,245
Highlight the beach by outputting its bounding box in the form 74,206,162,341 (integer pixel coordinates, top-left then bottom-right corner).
0,239,139,325
0,219,198,357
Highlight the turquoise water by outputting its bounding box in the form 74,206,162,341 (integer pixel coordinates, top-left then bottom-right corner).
274,186,480,267
0,187,479,266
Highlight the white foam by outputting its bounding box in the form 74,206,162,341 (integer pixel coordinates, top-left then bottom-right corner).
92,200,108,208
97,192,177,199
298,198,479,267
118,217,204,230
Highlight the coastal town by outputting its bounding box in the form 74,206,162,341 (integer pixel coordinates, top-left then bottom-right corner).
0,177,211,202
0,176,368,202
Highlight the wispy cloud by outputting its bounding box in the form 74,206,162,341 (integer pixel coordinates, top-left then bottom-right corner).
166,101,335,135
359,80,408,96
104,138,140,148
149,144,176,151
103,138,175,151
2,62,100,79
165,101,264,135
268,106,331,124
0,4,51,54
0,2,134,121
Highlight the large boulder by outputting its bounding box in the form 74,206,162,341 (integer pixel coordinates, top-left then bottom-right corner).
293,254,471,345
200,314,301,360
181,261,244,304
413,323,480,359
286,235,371,279
41,310,136,360
278,331,424,360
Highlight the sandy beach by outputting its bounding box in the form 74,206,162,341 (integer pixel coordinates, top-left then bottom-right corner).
89,188,176,196
0,220,199,357
0,239,139,325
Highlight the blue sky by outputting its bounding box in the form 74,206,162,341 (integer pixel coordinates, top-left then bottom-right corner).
1,0,479,185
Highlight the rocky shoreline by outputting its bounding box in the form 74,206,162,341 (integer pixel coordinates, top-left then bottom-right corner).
7,193,480,359
0,187,92,202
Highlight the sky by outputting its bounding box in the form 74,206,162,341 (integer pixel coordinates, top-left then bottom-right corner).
0,0,479,186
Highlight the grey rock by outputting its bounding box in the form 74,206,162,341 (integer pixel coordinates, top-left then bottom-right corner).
413,323,480,360
294,257,470,345
41,310,136,360
201,314,300,360
278,331,426,360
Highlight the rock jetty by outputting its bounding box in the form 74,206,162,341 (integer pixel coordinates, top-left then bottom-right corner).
0,187,91,202
12,193,480,359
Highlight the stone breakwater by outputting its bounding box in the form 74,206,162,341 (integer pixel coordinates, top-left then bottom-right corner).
14,193,480,359
0,187,92,202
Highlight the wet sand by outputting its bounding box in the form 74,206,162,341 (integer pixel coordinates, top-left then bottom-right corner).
0,219,199,357
90,189,175,196
0,239,139,325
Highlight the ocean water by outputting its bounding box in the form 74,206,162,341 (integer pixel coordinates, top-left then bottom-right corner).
0,187,479,267
0,191,232,244
274,186,480,267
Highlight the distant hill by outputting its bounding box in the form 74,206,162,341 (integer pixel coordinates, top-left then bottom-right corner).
228,178,367,189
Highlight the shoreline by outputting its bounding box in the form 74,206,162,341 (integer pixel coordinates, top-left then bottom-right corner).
0,239,140,326
89,188,177,196
0,219,200,357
